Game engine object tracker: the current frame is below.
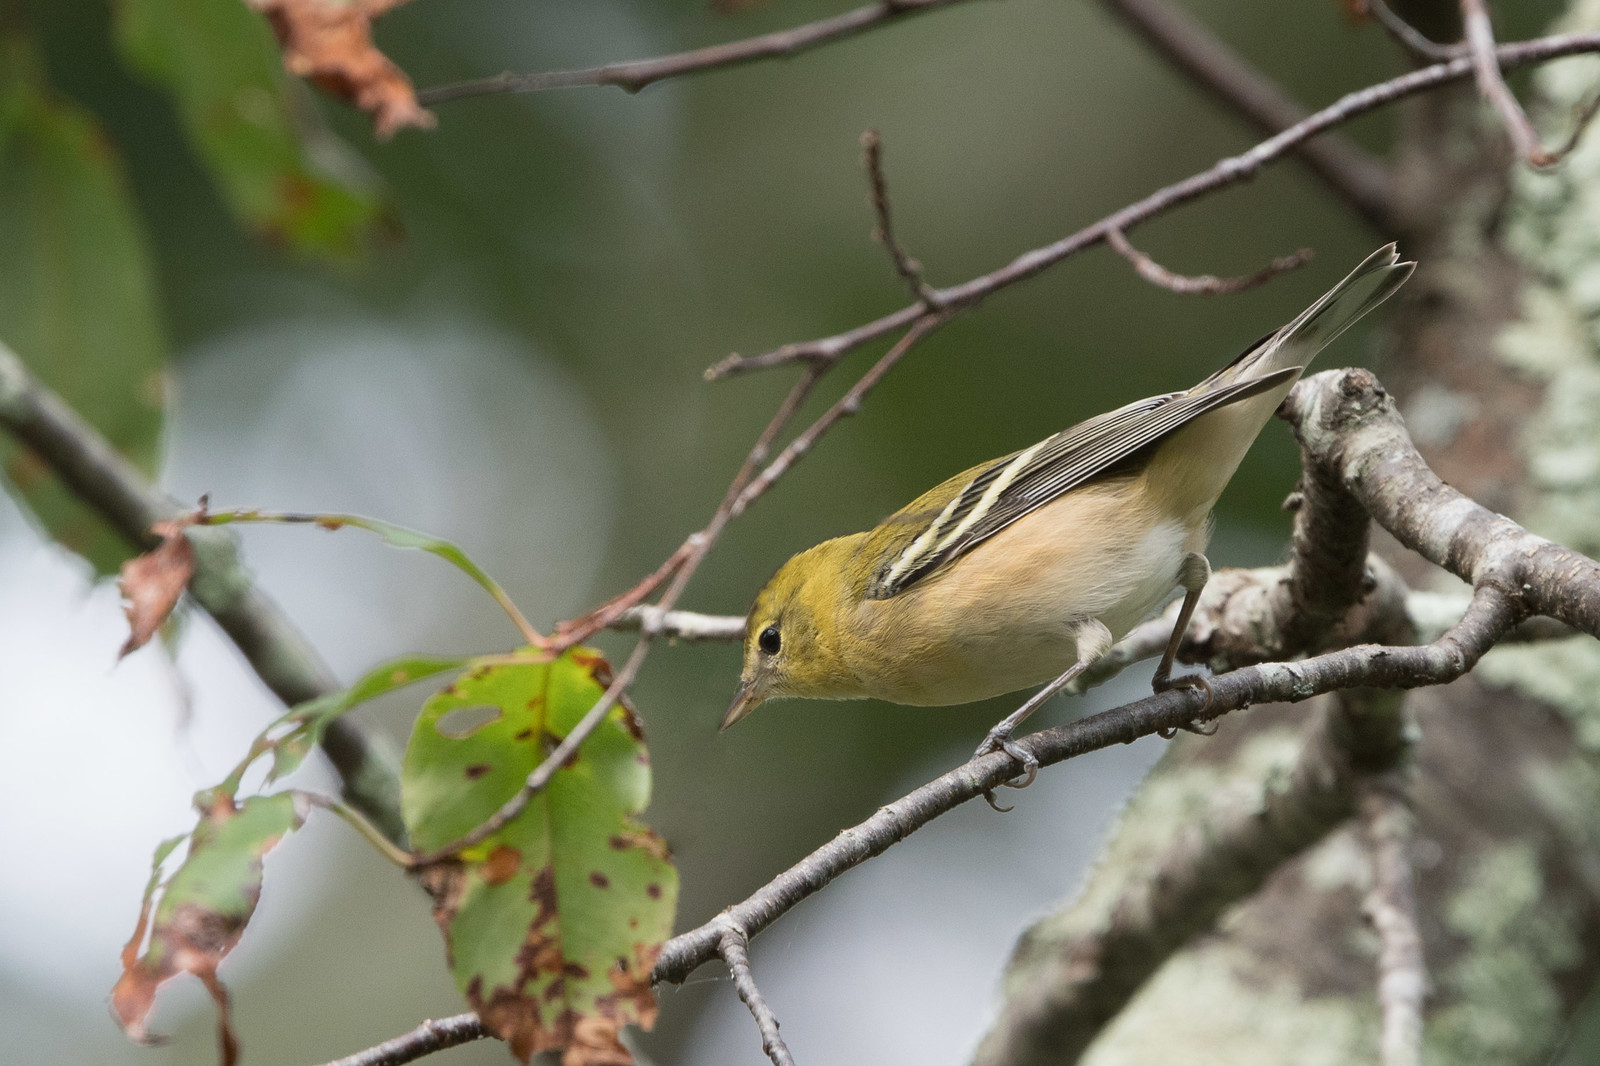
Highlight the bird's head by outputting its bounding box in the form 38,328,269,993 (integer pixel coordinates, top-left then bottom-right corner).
723,537,860,729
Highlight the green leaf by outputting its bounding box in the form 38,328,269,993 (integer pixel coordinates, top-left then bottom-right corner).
0,41,166,572
402,650,677,1063
204,509,539,643
257,653,468,787
112,792,307,1065
113,0,388,261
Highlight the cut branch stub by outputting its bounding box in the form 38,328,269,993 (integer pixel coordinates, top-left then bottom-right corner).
402,650,677,1064
113,791,308,1066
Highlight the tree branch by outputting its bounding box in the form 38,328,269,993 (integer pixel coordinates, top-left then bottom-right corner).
1097,0,1392,228
316,1014,485,1066
860,129,938,306
1461,0,1559,167
720,922,799,1066
707,30,1600,379
653,578,1522,987
1281,368,1600,639
417,0,983,105
0,343,406,841
1366,0,1465,62
971,697,1369,1066
1360,775,1428,1066
1105,227,1312,296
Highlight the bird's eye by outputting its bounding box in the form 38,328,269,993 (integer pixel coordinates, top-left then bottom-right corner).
758,625,781,655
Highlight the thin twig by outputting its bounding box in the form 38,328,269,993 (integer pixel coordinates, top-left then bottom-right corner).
316,1014,485,1066
418,0,982,105
707,30,1600,379
1105,227,1312,296
730,314,948,517
0,343,406,841
1462,0,1557,168
1097,0,1391,227
1361,777,1428,1066
719,923,799,1066
860,129,938,306
1366,0,1465,62
555,364,827,648
611,605,748,642
1551,85,1600,159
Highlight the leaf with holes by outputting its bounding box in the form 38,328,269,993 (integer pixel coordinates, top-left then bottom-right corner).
402,650,677,1064
112,791,307,1066
0,40,166,572
114,0,390,260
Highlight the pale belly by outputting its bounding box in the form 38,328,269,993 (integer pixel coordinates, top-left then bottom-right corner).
848,481,1207,705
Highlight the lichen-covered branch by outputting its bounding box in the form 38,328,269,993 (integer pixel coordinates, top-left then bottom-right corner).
970,700,1367,1066
1361,776,1428,1066
1281,368,1600,638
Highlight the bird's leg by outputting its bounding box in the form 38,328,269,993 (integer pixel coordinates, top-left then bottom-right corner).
1152,551,1216,737
975,619,1113,810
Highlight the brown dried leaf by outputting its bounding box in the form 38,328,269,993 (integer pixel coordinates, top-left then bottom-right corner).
245,0,435,140
118,517,197,658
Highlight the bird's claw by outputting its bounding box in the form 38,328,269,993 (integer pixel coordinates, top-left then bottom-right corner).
974,731,1040,812
1152,672,1216,739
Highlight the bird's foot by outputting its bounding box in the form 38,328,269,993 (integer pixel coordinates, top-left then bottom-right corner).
973,729,1040,813
1152,672,1217,739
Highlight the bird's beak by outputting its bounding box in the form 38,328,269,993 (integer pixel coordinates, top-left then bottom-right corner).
721,681,763,731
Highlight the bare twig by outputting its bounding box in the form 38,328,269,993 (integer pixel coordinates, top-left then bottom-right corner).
1462,0,1558,167
611,605,748,642
1097,0,1391,227
1366,0,1465,62
316,1014,484,1066
1551,85,1600,159
1105,227,1312,296
707,30,1600,379
1361,777,1428,1066
860,129,938,306
719,922,799,1066
418,0,982,105
731,314,948,517
0,343,406,841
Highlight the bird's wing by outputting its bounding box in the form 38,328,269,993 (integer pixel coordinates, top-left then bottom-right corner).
866,365,1300,599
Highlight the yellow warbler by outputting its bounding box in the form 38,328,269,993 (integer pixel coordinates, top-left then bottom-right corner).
725,244,1413,781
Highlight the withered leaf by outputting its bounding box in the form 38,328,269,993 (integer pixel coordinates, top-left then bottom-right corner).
118,517,197,658
245,0,435,140
403,649,677,1064
113,792,306,1066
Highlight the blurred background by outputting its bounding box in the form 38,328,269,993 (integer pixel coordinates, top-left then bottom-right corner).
0,0,1573,1063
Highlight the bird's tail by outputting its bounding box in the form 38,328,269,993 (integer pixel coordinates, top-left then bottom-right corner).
1201,242,1415,389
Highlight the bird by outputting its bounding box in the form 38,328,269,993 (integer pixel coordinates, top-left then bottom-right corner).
722,243,1413,788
